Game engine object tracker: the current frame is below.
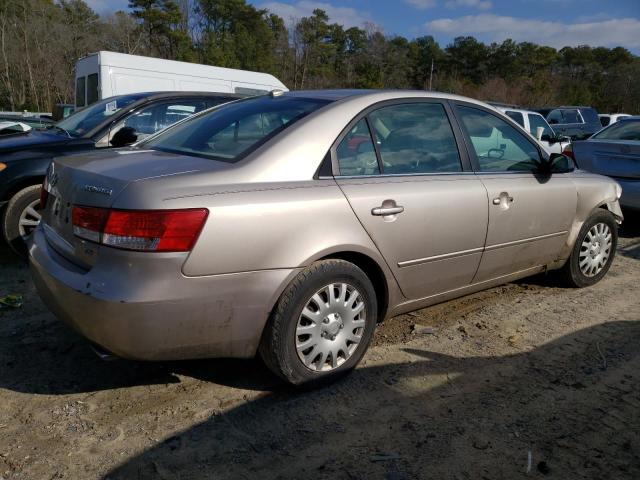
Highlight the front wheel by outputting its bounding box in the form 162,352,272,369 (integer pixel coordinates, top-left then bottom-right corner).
557,209,618,288
259,260,378,386
2,185,43,257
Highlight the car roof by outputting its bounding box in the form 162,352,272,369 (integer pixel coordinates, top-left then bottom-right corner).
496,107,543,116
283,89,498,109
556,106,595,109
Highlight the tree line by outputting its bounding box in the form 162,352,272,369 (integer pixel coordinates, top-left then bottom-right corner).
1,0,639,114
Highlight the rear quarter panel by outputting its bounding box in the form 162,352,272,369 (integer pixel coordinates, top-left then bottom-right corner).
180,180,394,277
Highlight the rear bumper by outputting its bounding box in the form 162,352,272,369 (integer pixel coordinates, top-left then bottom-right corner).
28,226,297,361
614,177,640,210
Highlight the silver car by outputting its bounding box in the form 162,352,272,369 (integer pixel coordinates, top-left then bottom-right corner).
29,90,623,385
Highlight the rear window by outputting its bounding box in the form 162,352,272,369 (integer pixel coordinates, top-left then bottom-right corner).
143,96,330,162
504,111,524,127
580,108,600,124
592,120,640,141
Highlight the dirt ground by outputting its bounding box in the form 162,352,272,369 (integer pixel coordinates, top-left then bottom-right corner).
0,220,639,480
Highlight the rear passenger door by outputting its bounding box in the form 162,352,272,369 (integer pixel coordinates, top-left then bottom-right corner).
334,100,489,300
453,103,577,282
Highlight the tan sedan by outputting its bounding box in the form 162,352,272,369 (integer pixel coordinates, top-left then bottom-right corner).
29,90,623,385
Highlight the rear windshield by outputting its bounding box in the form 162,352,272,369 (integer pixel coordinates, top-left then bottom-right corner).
143,96,331,162
592,119,640,141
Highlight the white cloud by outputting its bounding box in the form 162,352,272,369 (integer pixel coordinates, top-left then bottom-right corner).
261,1,373,28
445,0,492,10
403,0,437,9
84,0,129,15
425,14,640,49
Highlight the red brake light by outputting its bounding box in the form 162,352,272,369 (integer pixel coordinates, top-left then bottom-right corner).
103,209,208,252
562,144,575,162
72,206,109,242
71,206,208,252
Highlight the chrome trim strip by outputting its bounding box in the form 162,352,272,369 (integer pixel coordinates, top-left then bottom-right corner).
398,246,484,268
484,231,568,252
335,171,478,180
397,230,568,268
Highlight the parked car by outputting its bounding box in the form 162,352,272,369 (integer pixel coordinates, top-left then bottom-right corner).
546,106,601,140
0,91,241,255
496,107,570,153
599,113,631,128
565,116,639,211
29,90,623,386
0,113,53,129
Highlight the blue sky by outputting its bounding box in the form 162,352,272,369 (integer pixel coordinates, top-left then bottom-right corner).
86,0,640,52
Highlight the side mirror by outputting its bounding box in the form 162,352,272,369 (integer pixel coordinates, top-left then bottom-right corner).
110,126,138,147
540,153,574,174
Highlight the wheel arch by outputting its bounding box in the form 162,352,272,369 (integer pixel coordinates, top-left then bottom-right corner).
315,250,391,323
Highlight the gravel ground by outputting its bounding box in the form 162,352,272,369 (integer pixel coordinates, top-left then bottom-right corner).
0,220,639,480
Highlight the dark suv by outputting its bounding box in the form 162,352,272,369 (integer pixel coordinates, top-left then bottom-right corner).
0,91,241,255
546,106,601,140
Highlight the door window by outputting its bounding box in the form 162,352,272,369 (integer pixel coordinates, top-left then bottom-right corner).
504,111,524,127
562,109,581,124
457,106,541,172
547,109,562,125
87,74,99,105
75,77,86,107
528,113,554,138
367,103,462,174
121,101,208,140
336,119,380,176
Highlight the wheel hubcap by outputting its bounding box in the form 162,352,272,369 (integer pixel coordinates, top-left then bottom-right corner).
18,199,42,239
296,283,366,372
579,222,612,277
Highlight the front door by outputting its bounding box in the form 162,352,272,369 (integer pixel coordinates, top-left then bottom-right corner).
454,103,577,282
334,101,489,300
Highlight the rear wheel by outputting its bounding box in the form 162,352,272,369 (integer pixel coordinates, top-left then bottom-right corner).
2,185,42,258
259,259,377,386
557,209,617,288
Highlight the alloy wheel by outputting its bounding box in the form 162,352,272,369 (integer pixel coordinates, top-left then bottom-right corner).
18,199,42,239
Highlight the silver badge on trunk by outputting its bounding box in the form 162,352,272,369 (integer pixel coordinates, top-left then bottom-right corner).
83,185,113,196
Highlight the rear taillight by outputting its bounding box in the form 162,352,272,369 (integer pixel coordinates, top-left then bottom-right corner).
71,206,208,252
562,144,575,163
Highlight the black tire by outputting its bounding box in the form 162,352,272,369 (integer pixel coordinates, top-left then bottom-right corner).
557,209,618,288
259,259,378,386
2,184,42,258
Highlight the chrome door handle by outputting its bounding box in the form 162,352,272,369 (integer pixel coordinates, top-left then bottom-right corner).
372,206,404,216
493,193,514,205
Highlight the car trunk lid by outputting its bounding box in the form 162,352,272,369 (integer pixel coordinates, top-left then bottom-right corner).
573,140,640,179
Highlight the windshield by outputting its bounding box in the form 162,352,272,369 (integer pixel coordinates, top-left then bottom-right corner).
142,96,331,162
592,119,640,141
55,94,147,137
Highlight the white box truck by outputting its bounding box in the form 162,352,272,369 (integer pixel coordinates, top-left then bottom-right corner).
74,51,288,108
